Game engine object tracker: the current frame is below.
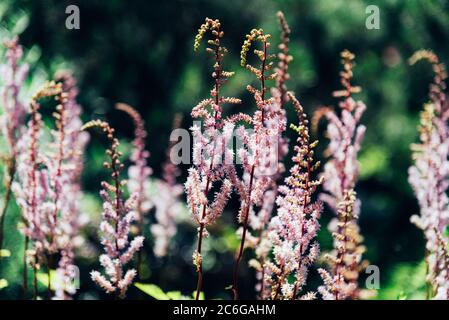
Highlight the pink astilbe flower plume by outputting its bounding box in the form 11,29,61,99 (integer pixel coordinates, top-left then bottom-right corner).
249,12,291,297
116,103,153,223
408,50,449,299
263,92,323,300
228,28,279,300
151,114,184,258
316,50,368,300
187,18,240,300
0,37,28,253
13,82,63,252
116,103,152,278
82,120,143,299
13,78,88,299
52,71,89,299
12,81,71,298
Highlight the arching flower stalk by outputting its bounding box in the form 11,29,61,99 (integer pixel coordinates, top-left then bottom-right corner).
316,50,368,300
249,12,291,298
52,71,89,300
0,37,28,254
13,81,66,298
84,120,144,299
263,92,323,300
151,114,183,258
116,103,152,278
408,50,449,299
13,78,88,299
186,18,239,300
228,28,278,300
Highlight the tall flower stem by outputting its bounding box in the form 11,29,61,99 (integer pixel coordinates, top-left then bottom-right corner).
194,47,221,301
116,103,152,281
0,38,28,260
86,120,144,299
232,32,270,300
189,18,237,300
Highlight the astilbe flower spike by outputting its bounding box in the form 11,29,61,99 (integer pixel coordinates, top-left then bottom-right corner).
83,120,144,298
11,83,49,297
263,92,323,300
12,81,70,297
187,18,239,300
116,103,152,278
0,37,28,253
228,28,279,300
13,78,88,298
408,50,449,299
151,114,184,258
316,50,368,300
247,12,291,298
52,71,89,299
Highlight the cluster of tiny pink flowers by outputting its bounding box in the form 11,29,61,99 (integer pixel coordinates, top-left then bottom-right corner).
408,50,449,299
315,50,368,300
151,178,183,257
0,37,28,154
186,99,236,229
84,120,144,298
247,13,291,294
11,75,88,299
117,103,153,223
186,19,239,287
151,114,184,257
229,28,277,236
13,82,68,254
262,92,322,300
52,71,89,299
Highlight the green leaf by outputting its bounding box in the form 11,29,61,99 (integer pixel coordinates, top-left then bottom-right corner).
166,291,183,300
135,283,169,300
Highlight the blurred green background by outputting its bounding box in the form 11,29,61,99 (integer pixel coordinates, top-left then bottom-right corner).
1,0,449,300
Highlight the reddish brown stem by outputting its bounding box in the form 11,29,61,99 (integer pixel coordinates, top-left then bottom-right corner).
232,41,268,300
111,148,123,299
194,31,222,301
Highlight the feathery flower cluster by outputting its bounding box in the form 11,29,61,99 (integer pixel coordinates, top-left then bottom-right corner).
14,81,65,255
318,190,365,299
408,50,449,299
247,12,291,296
186,18,239,300
151,114,184,257
0,37,28,155
13,78,88,298
84,120,144,298
263,92,322,300
0,37,28,251
316,50,368,300
273,11,291,110
116,103,153,227
52,71,89,299
229,28,280,299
